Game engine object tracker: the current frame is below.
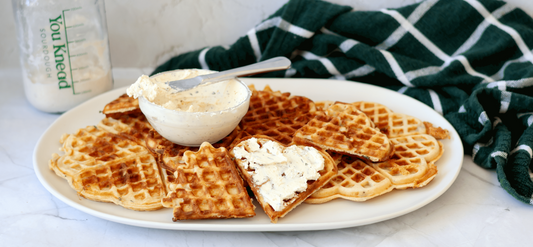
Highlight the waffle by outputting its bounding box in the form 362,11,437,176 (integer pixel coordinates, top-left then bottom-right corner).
232,114,312,146
293,103,394,162
232,84,317,147
306,129,444,202
240,85,316,128
102,93,141,119
351,101,393,131
386,113,450,139
146,127,241,173
314,100,335,112
49,125,167,211
97,115,154,146
352,101,449,140
161,142,255,221
370,155,437,189
390,134,444,164
230,136,337,223
386,113,428,137
146,129,199,172
365,132,441,189
424,121,450,140
306,153,394,203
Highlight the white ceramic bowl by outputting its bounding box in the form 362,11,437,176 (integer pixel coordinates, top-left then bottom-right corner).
138,70,251,146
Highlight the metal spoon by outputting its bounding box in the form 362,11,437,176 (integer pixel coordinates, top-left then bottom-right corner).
166,56,291,91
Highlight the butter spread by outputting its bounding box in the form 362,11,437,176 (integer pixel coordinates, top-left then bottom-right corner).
232,138,325,211
126,69,247,112
125,69,251,146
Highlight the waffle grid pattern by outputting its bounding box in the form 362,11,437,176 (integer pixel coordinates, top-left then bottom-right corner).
161,143,255,221
307,155,393,203
49,125,166,211
294,103,393,162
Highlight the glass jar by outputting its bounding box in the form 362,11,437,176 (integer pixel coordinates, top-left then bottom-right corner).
12,0,113,113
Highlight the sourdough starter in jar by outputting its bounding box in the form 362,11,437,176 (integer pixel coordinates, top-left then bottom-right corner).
12,0,113,113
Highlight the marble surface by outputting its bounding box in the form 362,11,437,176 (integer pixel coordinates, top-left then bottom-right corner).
2,0,533,246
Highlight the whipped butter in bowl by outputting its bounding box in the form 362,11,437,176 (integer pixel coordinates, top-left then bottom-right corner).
127,69,251,146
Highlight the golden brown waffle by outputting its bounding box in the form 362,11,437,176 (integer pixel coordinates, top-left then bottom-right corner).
386,113,449,139
352,101,393,131
146,129,199,172
306,153,394,203
352,101,449,140
314,100,335,112
293,103,394,162
232,114,311,147
49,125,167,211
230,136,337,223
369,150,437,190
161,142,255,221
390,134,444,164
240,85,316,128
424,122,450,139
146,127,241,173
307,131,444,203
365,133,441,189
386,113,428,137
97,115,154,146
102,93,141,119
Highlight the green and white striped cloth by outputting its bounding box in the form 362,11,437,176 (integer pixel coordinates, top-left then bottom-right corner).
152,0,533,204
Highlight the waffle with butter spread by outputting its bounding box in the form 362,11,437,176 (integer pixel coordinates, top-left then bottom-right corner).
230,136,337,223
161,142,256,221
49,125,167,211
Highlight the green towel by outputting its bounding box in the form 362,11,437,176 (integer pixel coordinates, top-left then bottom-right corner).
152,0,533,204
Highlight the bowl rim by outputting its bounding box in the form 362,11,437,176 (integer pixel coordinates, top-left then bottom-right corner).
138,69,252,116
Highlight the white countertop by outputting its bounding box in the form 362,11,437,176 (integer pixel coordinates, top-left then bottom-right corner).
1,67,531,246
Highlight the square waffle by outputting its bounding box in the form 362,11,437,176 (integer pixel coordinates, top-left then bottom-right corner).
230,136,337,223
161,142,255,221
293,102,394,162
49,125,167,211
